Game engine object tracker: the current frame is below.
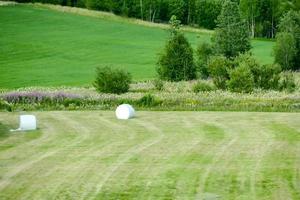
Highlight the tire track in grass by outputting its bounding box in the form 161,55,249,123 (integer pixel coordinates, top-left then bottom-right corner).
58,114,141,200
0,113,55,154
43,113,128,198
22,112,117,199
176,115,242,199
189,115,235,200
171,116,213,199
79,115,140,200
0,113,60,191
87,118,165,200
195,136,238,200
24,113,101,199
0,112,90,192
249,127,273,200
210,117,272,200
79,115,158,199
142,115,223,199
130,116,198,199
89,118,156,199
122,118,174,199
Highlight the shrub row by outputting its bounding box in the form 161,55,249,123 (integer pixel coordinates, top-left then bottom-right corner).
208,53,296,93
1,90,299,112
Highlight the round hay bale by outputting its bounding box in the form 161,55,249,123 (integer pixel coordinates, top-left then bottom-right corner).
115,104,135,120
20,115,37,131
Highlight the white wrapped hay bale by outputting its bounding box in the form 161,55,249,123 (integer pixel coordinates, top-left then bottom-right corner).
19,115,37,131
115,104,135,120
10,115,37,132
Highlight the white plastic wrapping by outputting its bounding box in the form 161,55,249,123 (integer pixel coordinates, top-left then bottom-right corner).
115,104,135,120
19,115,37,131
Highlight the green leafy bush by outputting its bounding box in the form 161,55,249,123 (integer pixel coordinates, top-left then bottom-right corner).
235,53,281,90
192,82,215,93
153,79,164,91
0,99,12,111
279,72,296,92
274,32,297,70
255,64,281,90
94,66,131,94
227,64,254,93
276,11,300,70
208,56,232,90
138,93,161,107
196,42,214,78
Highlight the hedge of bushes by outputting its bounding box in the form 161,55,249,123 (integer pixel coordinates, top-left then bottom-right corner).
1,84,299,112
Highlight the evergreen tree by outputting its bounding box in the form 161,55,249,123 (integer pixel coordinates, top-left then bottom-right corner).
214,0,251,58
157,16,196,81
195,0,222,29
196,42,213,78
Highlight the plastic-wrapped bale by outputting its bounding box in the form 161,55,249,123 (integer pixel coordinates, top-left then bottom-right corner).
19,115,37,131
115,104,135,120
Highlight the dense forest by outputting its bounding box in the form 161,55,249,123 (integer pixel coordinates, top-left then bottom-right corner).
13,0,300,38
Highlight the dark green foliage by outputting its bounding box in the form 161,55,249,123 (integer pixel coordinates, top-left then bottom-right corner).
275,11,300,70
86,0,113,11
274,32,297,70
94,66,131,94
169,15,181,36
208,56,232,90
279,72,296,92
157,16,196,81
12,0,300,38
192,81,215,93
168,0,185,23
138,93,161,107
235,53,281,90
0,99,12,112
255,64,282,90
196,42,214,78
195,0,222,29
227,64,255,93
214,0,251,58
153,79,164,91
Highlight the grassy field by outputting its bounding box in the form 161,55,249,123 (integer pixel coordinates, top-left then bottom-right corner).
0,4,275,89
0,111,299,199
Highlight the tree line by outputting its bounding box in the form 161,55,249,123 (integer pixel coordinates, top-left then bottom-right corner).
157,0,298,93
15,0,300,38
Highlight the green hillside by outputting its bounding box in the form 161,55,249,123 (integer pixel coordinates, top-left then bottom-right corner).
0,4,275,88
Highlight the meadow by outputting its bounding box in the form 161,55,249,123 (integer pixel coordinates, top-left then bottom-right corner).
0,3,300,200
0,111,299,199
0,4,275,89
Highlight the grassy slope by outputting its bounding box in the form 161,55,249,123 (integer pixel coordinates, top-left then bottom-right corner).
0,4,274,88
0,111,299,199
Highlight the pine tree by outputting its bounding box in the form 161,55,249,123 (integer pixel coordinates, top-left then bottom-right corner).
157,16,196,81
214,0,251,58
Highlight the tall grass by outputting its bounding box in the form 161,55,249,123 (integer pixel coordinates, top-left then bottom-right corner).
1,81,299,112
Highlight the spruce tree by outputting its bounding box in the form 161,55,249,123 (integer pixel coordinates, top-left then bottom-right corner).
214,0,251,58
157,16,196,81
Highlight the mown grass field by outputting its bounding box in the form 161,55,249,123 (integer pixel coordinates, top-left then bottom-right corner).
0,4,275,89
0,111,299,199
